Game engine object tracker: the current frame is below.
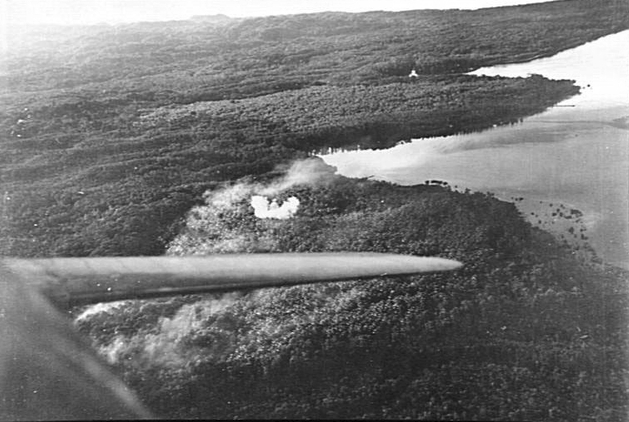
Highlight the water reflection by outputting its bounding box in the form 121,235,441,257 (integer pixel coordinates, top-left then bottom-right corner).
321,30,629,268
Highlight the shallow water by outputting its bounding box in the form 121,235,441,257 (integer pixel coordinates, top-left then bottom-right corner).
322,30,629,268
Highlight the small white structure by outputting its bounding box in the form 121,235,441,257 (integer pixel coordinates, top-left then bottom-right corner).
409,69,419,78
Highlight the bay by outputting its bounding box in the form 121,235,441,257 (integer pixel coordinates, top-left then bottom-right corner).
321,30,629,268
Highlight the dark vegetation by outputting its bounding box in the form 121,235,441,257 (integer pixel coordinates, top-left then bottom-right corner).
76,171,629,420
1,0,626,257
2,0,629,419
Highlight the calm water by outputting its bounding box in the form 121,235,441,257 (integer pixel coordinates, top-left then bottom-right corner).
322,31,629,268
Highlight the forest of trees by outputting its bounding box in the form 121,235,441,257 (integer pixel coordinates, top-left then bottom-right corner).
0,73,578,258
2,0,629,419
76,168,629,419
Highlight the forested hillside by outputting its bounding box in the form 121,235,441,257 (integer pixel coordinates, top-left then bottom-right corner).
3,0,626,257
76,164,629,419
2,0,629,419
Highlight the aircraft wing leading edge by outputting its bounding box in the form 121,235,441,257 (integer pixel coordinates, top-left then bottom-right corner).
4,253,463,308
0,253,462,420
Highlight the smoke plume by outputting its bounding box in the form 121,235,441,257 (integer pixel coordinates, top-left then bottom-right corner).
251,195,300,219
259,159,336,196
167,158,336,255
98,293,243,367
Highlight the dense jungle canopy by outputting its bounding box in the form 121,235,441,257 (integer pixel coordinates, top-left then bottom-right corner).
1,0,628,419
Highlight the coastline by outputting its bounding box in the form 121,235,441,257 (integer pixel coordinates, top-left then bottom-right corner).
3,3,627,419
323,30,629,270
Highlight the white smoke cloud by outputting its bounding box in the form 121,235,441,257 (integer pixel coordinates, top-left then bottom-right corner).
101,336,129,365
259,159,336,196
251,195,300,219
74,301,126,322
166,158,336,255
199,158,333,213
99,293,242,366
141,294,240,366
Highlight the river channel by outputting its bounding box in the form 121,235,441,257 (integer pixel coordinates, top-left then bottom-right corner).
321,30,629,269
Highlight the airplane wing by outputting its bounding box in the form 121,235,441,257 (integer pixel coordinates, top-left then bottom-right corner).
4,253,463,308
0,253,462,420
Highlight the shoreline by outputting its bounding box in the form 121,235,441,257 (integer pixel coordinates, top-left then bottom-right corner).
495,193,627,270
322,30,629,271
1,7,625,259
